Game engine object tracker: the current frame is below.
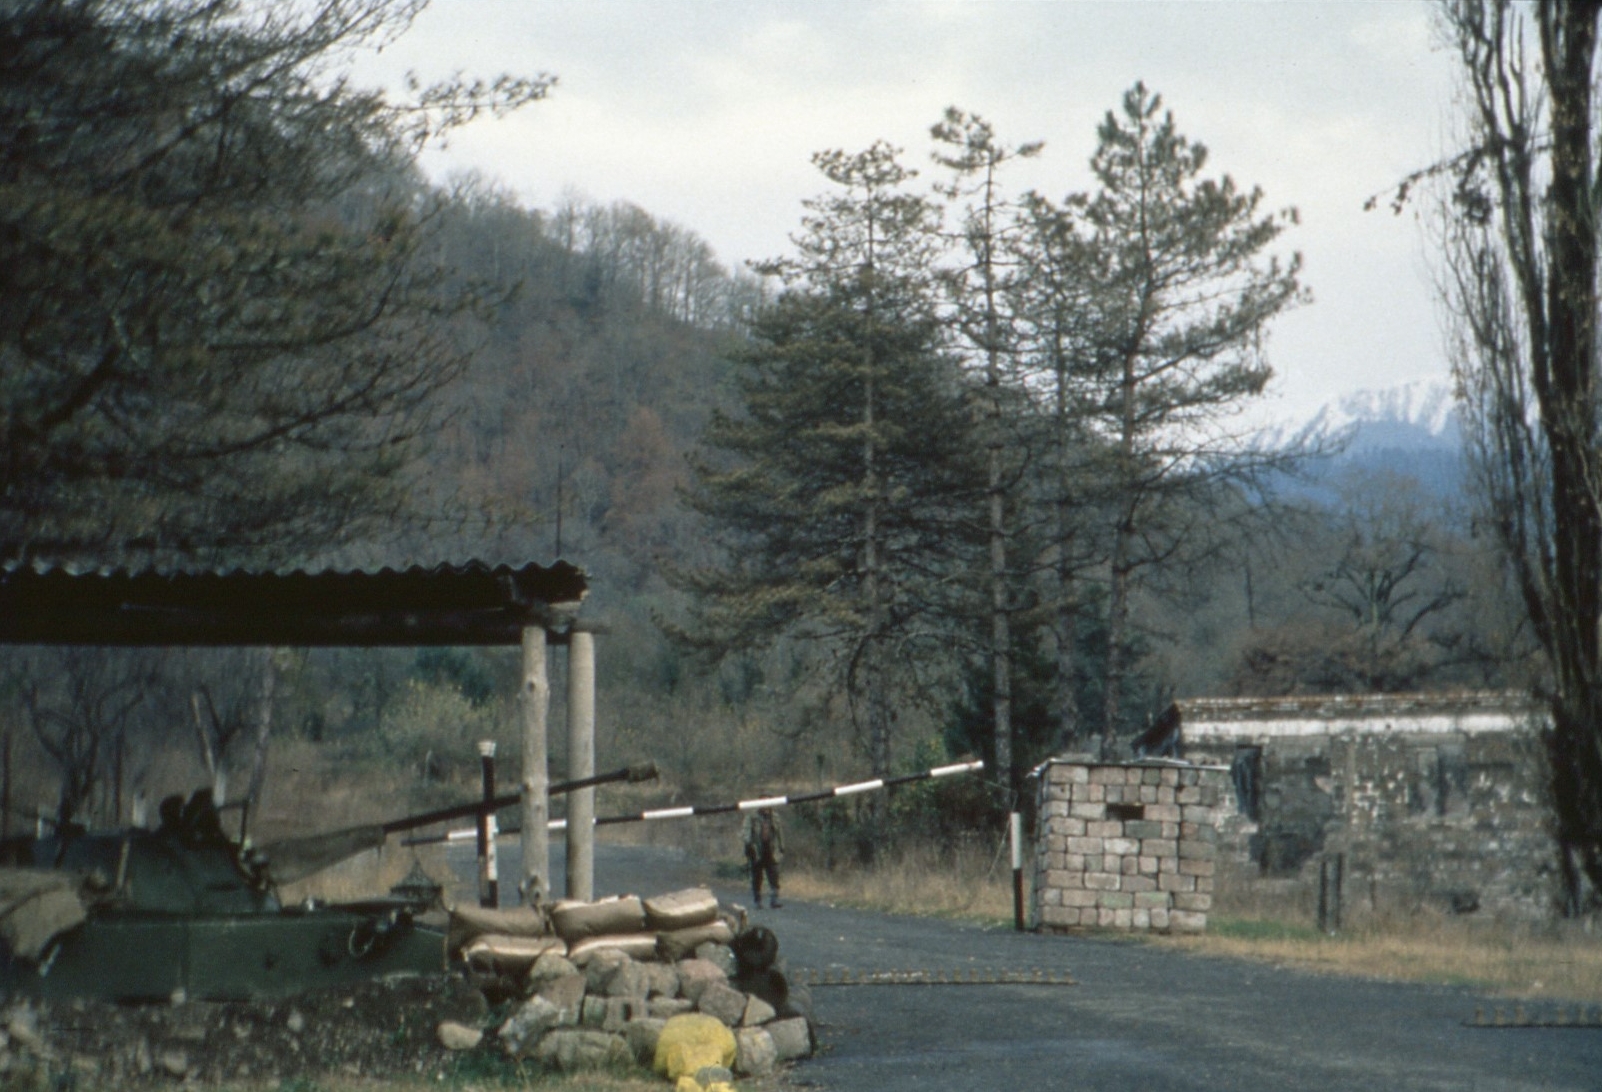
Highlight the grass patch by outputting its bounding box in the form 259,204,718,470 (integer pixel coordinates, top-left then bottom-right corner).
1151,911,1602,1002
1206,916,1324,943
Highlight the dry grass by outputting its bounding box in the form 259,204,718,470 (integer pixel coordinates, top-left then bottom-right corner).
1155,911,1602,1002
782,837,1016,922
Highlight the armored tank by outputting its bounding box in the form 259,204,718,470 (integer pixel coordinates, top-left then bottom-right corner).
0,789,447,1003
0,763,657,1002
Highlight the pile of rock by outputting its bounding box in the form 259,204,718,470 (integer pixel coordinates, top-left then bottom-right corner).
439,887,813,1080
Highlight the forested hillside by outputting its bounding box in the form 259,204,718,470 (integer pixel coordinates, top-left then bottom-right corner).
0,0,1533,855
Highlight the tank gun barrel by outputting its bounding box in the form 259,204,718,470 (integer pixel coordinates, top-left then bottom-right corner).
378,762,657,836
257,762,656,885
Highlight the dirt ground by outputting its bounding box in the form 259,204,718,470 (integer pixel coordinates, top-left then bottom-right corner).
1,973,491,1087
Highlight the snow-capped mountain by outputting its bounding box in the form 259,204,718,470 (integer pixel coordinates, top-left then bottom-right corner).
1303,379,1460,454
1286,380,1467,501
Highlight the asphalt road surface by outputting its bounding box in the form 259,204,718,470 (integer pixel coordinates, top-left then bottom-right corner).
451,839,1602,1092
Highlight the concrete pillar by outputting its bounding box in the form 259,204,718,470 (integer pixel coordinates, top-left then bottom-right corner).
566,629,596,901
520,625,550,904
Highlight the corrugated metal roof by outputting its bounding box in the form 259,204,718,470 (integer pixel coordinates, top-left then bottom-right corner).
0,560,588,647
1175,690,1541,722
1169,690,1545,743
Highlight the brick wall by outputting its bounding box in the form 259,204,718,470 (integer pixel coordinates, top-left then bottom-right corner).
1032,758,1229,933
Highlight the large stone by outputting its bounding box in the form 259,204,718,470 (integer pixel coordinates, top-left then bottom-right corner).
6,1007,41,1052
695,941,737,976
536,972,587,1025
696,982,748,1027
642,961,680,998
649,997,695,1019
622,1017,667,1066
1169,909,1208,932
610,959,651,999
584,949,630,992
499,995,563,1058
602,997,647,1033
527,951,579,988
734,1027,778,1077
676,958,729,1003
767,1017,813,1061
534,1028,630,1071
696,1063,737,1087
741,994,777,1026
436,1021,483,1051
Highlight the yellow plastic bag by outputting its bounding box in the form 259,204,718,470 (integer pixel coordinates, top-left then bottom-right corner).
654,1013,736,1080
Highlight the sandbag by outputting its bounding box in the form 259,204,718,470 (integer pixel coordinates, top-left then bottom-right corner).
551,894,646,942
567,931,659,965
656,919,734,962
447,903,550,953
654,1013,736,1080
643,886,720,932
461,934,568,976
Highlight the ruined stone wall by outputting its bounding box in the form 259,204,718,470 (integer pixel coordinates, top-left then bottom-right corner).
1188,729,1558,920
1032,760,1229,933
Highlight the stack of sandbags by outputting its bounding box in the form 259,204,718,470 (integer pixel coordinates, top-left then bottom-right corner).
447,887,736,974
550,893,655,962
438,887,812,1079
448,903,567,977
645,887,733,961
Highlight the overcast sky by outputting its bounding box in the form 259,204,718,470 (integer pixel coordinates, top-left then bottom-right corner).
353,0,1462,427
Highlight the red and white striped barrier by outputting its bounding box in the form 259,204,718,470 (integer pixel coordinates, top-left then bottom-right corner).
407,760,985,844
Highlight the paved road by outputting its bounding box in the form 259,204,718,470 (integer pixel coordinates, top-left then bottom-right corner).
454,840,1602,1092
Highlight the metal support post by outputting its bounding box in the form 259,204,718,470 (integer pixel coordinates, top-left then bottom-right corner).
1010,811,1025,932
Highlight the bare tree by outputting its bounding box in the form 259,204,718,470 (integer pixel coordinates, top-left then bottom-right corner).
15,649,158,831
178,648,276,812
1429,0,1602,909
0,0,550,568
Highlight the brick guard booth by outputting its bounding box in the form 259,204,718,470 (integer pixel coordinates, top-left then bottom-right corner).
1032,757,1229,933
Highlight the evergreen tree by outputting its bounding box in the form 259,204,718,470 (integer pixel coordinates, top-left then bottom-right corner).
674,143,985,790
1077,83,1306,754
929,108,1043,804
1008,191,1110,756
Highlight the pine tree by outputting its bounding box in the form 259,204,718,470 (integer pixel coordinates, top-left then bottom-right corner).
1078,83,1305,754
675,144,980,781
929,108,1043,804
